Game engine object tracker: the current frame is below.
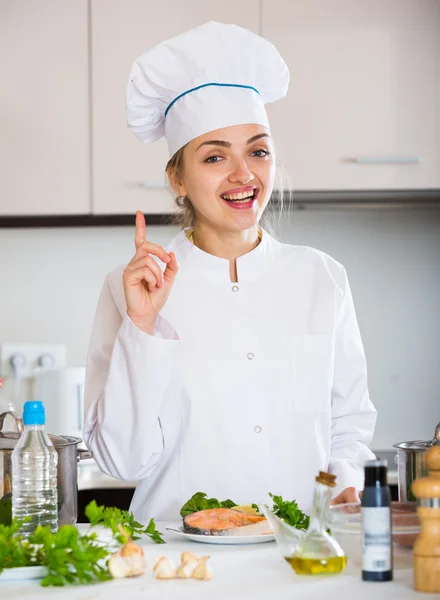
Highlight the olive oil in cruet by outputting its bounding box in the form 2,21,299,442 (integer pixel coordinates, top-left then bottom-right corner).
288,471,347,575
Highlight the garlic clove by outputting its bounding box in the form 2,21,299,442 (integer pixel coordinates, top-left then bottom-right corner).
108,538,145,578
181,551,200,565
120,540,144,559
192,556,212,581
177,560,198,579
108,553,130,579
125,555,145,577
121,541,145,576
154,556,177,579
153,555,166,572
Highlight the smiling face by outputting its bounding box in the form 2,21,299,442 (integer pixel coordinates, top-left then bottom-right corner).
168,123,276,233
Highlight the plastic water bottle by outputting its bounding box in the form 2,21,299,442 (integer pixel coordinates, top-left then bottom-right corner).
12,401,58,536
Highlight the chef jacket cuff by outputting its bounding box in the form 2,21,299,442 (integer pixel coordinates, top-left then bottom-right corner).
329,451,376,497
122,312,180,342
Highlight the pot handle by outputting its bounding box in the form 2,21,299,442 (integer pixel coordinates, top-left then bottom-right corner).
0,411,24,434
77,448,93,462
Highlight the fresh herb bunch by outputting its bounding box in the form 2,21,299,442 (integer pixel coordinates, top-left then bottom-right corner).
31,526,111,587
85,500,165,544
269,493,310,531
180,492,237,517
0,519,37,571
0,520,111,586
0,501,164,586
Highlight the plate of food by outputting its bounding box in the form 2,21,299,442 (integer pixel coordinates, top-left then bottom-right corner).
0,566,49,582
167,526,274,545
166,492,312,545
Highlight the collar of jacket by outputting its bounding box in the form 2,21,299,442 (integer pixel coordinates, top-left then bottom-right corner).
171,227,280,283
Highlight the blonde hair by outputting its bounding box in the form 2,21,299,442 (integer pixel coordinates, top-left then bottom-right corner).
165,142,292,233
166,146,196,229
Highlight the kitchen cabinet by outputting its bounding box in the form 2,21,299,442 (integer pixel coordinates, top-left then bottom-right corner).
0,0,89,216
2,1,439,220
91,0,260,215
262,0,440,191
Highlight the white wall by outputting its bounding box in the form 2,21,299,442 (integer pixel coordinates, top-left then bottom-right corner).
1,208,439,451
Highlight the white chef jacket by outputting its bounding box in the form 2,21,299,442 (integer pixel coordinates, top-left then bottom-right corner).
83,229,377,523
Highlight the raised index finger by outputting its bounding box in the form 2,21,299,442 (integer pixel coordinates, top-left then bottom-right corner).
134,210,147,248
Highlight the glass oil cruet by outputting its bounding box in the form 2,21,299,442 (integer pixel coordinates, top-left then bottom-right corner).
290,471,347,575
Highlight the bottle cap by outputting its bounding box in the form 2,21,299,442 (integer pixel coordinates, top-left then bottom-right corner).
316,471,337,488
23,401,45,426
364,459,388,487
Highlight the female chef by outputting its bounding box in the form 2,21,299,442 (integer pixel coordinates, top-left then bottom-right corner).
83,22,377,522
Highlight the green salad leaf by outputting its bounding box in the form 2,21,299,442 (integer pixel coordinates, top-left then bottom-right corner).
85,500,165,544
180,492,237,517
220,499,237,509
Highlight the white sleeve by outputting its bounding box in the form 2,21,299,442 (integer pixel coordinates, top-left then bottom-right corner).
83,275,180,480
328,266,377,496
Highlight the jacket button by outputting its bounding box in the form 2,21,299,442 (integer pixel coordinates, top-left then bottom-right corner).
247,352,254,360
254,425,262,433
232,285,239,292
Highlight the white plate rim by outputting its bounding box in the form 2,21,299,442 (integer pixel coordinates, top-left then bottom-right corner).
0,565,49,581
166,525,275,545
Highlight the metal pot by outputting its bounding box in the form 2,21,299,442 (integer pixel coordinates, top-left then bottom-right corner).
393,421,440,502
0,411,92,526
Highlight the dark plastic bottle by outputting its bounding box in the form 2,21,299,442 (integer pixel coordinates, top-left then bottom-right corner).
361,459,393,581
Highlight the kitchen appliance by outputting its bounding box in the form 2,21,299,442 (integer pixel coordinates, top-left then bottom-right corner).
393,421,440,502
33,366,85,442
0,411,91,526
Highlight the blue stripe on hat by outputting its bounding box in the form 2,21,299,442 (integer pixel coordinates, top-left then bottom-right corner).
164,83,261,118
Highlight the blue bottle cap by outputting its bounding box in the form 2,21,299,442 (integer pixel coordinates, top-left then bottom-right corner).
23,401,46,426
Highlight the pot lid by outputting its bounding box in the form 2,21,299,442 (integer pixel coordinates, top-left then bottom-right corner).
0,431,81,451
394,421,440,451
0,411,81,450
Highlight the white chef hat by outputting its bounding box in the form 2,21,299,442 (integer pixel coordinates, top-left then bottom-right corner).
126,21,289,157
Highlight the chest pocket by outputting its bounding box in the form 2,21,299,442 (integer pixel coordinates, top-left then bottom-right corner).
289,334,334,413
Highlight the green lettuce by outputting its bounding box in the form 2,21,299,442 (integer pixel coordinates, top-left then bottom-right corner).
180,492,237,517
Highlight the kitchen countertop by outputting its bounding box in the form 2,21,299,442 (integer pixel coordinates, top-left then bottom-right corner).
2,524,420,599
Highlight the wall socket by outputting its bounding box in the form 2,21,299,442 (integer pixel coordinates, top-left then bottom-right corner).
0,343,67,379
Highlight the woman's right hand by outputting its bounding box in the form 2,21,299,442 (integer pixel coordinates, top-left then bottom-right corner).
123,211,179,333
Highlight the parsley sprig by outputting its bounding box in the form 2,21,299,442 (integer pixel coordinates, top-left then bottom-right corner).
269,493,310,531
0,519,37,570
31,526,111,587
85,500,165,544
